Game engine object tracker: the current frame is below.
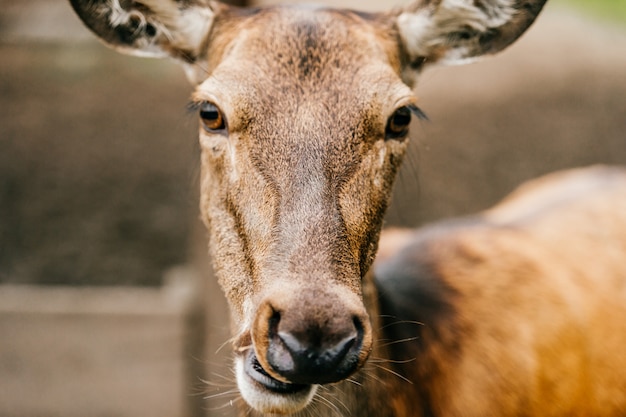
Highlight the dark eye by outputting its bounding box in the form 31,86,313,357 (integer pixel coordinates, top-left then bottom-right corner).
385,106,412,139
199,102,225,132
385,105,428,140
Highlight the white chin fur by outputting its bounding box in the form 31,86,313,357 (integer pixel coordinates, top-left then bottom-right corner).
235,357,318,414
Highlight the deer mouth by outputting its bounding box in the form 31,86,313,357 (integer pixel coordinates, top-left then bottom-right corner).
236,350,317,414
244,350,310,394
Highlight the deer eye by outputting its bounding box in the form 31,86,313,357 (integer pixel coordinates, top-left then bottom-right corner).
385,106,412,139
199,102,225,132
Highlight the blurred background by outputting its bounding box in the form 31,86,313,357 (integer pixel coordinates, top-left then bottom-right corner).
0,0,625,416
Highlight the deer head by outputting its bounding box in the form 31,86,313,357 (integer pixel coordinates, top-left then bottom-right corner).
69,0,547,414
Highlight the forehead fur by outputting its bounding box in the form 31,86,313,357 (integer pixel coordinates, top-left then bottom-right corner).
206,6,401,82
196,6,412,180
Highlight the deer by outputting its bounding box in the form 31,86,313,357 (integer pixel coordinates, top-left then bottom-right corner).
66,0,624,416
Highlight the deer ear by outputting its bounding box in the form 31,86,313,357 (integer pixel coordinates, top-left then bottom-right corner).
396,0,547,70
69,0,217,62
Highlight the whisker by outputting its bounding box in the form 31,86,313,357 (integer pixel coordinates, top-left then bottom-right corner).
313,393,342,416
204,388,240,401
372,358,417,365
378,319,425,330
345,377,363,387
369,356,417,365
377,336,420,348
201,373,235,387
215,336,237,355
371,363,414,384
315,389,350,416
356,364,388,387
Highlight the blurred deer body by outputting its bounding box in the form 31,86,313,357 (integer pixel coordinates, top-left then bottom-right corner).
376,166,626,417
66,1,626,416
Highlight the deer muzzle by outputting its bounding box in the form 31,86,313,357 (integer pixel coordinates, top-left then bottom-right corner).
244,285,372,391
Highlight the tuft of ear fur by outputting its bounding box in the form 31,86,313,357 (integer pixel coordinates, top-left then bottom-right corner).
69,0,216,62
396,0,547,71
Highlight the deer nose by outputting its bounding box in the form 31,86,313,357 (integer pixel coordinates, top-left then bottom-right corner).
264,310,365,385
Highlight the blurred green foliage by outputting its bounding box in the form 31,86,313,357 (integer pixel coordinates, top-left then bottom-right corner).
558,0,626,24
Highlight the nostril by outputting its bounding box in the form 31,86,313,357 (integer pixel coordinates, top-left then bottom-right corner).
268,309,281,338
335,332,357,357
264,314,365,385
353,315,365,347
277,330,357,361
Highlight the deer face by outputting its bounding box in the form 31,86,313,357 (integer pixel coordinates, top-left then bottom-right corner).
69,0,547,414
196,8,413,411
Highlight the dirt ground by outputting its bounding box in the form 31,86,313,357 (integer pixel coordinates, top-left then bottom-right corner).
1,2,625,290
0,42,197,286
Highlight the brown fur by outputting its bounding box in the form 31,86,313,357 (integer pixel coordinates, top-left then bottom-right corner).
375,166,626,417
67,1,551,415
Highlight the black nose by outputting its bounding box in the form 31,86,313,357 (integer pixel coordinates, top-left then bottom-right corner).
265,312,364,385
